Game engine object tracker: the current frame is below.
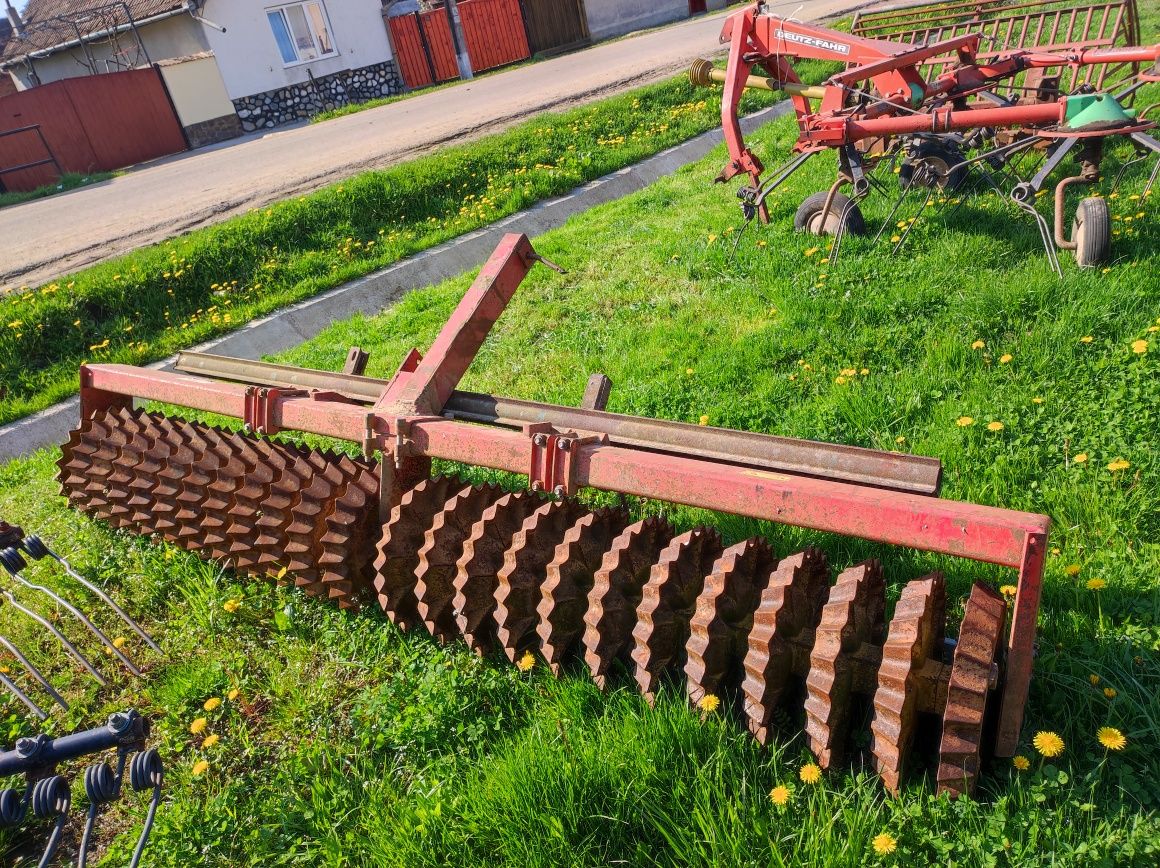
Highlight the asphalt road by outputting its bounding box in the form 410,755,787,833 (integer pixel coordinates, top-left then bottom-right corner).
0,0,868,289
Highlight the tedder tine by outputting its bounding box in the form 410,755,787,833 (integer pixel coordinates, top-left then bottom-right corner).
2,592,107,686
0,634,69,712
871,575,947,793
0,670,47,720
0,549,142,677
18,536,160,655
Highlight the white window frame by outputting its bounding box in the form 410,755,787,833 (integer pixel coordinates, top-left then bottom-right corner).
266,1,339,68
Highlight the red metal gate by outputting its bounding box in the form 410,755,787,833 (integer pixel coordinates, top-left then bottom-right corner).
389,0,531,90
0,66,187,193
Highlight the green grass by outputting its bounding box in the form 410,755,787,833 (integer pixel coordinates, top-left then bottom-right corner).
0,171,115,209
0,81,1158,864
0,64,832,428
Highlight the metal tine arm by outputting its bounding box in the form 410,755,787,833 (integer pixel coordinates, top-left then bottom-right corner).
31,774,70,868
128,749,163,868
0,635,69,712
19,537,161,655
0,671,46,720
78,753,127,868
0,549,142,677
1,593,107,686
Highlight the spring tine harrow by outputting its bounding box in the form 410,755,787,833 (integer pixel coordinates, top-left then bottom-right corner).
1,592,107,686
0,710,160,867
0,548,142,677
55,233,1052,796
0,635,68,712
16,535,161,654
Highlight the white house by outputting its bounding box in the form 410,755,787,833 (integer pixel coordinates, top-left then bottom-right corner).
1,0,403,143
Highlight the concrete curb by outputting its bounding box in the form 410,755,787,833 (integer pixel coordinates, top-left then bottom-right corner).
0,99,792,463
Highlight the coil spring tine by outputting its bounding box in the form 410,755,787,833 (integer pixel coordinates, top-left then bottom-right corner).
0,634,69,712
0,548,143,678
20,536,162,655
31,774,70,868
0,786,25,827
2,591,108,686
0,670,46,720
78,760,121,868
128,749,163,868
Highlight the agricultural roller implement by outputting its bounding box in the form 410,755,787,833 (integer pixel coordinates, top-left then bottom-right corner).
691,0,1160,271
56,234,1051,797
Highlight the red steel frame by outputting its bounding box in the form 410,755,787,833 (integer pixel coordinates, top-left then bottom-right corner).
73,233,1049,756
714,3,1160,198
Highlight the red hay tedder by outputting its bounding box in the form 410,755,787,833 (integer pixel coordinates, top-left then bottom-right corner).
691,0,1160,271
59,234,1053,797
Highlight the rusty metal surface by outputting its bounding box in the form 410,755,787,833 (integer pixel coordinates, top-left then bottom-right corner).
685,537,777,708
630,528,724,703
871,574,947,793
740,548,830,744
803,562,886,768
415,483,505,643
494,498,591,663
173,353,943,497
537,507,631,674
582,518,675,688
938,582,1007,797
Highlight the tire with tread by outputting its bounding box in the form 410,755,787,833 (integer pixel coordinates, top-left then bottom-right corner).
794,191,867,237
1073,196,1110,268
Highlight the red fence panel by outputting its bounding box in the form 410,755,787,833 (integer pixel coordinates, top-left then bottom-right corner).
0,66,186,193
389,0,531,91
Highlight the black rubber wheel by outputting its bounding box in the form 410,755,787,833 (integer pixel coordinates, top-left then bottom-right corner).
899,141,967,192
794,191,867,237
1073,197,1110,268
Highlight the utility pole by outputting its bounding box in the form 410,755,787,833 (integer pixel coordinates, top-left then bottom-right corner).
444,0,473,81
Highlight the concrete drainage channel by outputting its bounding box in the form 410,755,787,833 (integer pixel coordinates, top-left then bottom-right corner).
0,99,793,464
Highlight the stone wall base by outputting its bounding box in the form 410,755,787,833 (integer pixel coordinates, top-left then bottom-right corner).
184,113,245,149
232,60,403,131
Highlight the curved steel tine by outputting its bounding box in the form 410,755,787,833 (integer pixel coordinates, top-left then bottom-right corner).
0,549,142,678
2,592,107,686
0,671,47,720
128,749,163,868
21,537,161,655
0,634,68,711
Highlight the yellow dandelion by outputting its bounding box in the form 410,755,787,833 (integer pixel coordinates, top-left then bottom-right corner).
804,247,820,257
1106,458,1130,472
895,435,906,444
112,636,127,649
1073,453,1088,464
872,833,897,855
686,367,695,376
999,354,1013,364
202,733,220,749
1064,564,1081,577
840,368,857,377
799,762,822,784
698,694,721,713
1000,585,1017,597
768,784,791,807
190,717,207,735
204,697,221,712
1032,730,1064,757
860,368,869,376
1131,339,1148,354
699,415,710,426
516,650,535,672
1103,687,1117,699
956,416,975,427
1012,755,1030,771
987,421,1004,432
1086,577,1106,590
971,340,985,349
192,760,209,776
1089,674,1101,685
227,688,240,701
707,234,718,244
1032,397,1044,404
834,376,848,385
223,599,241,613
1096,727,1126,751
1080,336,1094,344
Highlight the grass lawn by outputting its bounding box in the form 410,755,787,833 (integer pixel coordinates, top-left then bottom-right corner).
0,75,1157,865
0,61,840,428
0,172,116,210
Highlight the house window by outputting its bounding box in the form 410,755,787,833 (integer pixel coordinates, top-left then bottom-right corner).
266,1,336,66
